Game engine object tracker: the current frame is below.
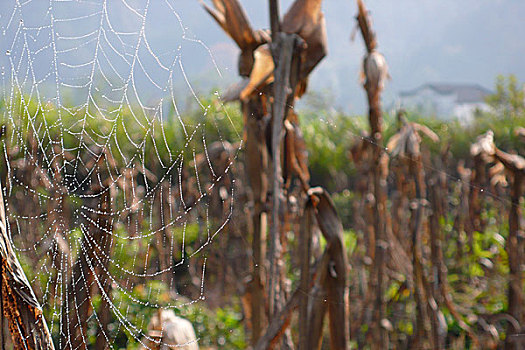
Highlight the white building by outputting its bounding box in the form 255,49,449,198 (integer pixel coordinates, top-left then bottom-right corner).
399,83,492,123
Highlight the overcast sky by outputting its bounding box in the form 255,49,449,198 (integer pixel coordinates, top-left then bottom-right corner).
180,0,525,112
1,0,524,114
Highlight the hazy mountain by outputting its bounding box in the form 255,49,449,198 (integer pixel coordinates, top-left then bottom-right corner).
0,0,523,114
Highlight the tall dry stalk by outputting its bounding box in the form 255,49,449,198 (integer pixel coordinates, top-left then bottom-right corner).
61,149,115,350
387,115,440,348
493,149,524,350
1,178,54,349
469,130,524,348
200,1,271,342
356,0,389,347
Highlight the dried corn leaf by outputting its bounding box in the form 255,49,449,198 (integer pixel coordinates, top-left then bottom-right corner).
470,130,495,159
239,45,275,100
1,181,54,349
495,149,525,174
489,162,508,187
388,122,439,159
199,0,256,49
200,0,269,76
306,187,348,349
282,0,327,78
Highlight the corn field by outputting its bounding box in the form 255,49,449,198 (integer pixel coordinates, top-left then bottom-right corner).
0,0,524,349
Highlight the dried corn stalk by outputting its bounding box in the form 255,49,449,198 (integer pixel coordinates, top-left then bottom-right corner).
1,179,54,349
356,1,389,347
469,130,524,349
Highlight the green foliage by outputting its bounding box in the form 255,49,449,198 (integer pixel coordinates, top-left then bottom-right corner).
331,189,356,229
184,302,246,349
486,74,525,119
6,74,525,348
300,111,364,192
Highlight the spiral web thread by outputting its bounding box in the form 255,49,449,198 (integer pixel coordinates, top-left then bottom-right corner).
0,0,240,348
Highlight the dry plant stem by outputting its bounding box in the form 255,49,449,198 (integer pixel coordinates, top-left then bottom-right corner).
251,205,266,343
61,186,113,350
356,0,377,52
505,171,523,349
298,203,313,350
244,96,269,344
155,184,169,286
468,155,486,243
0,180,54,349
431,174,479,347
268,32,296,318
428,178,447,349
0,265,3,350
255,251,328,350
356,0,388,347
309,187,349,349
409,159,434,349
269,0,281,42
95,189,115,349
308,251,331,350
490,147,525,348
429,173,479,348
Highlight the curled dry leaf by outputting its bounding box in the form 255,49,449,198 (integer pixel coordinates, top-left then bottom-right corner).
387,121,439,159
199,0,268,76
489,162,508,187
470,130,495,160
221,44,275,102
282,0,328,79
494,148,525,174
239,45,275,100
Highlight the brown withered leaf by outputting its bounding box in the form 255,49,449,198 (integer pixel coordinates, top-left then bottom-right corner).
494,149,525,175
306,186,348,348
284,116,310,190
307,187,343,244
387,122,438,160
282,0,328,79
199,0,255,49
239,45,275,100
221,44,275,102
1,181,55,348
200,0,269,76
471,130,524,174
489,162,508,187
470,130,495,161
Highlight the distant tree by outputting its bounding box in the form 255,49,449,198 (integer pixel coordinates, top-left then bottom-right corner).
485,75,525,119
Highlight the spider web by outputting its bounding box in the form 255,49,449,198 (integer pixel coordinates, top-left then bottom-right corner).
0,0,240,348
